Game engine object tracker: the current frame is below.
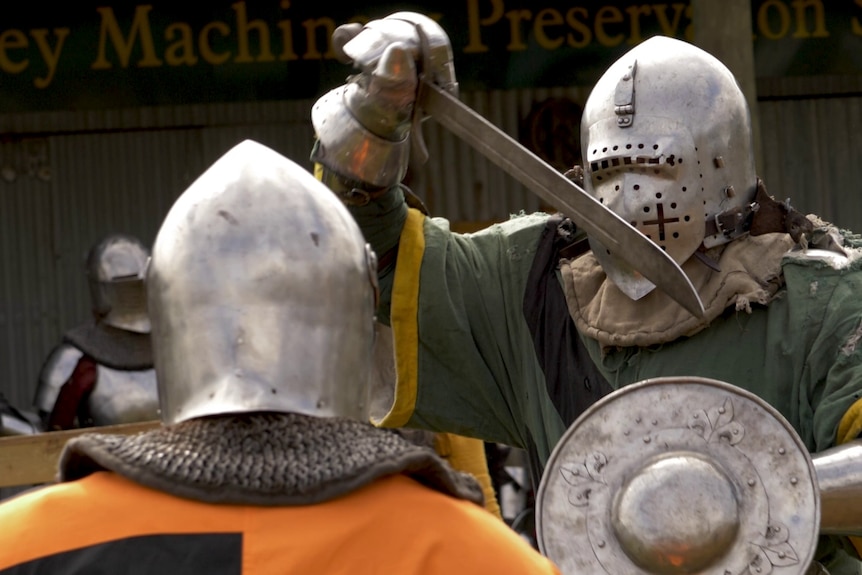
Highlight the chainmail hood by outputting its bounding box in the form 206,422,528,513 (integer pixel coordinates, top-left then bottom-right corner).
63,322,152,370
58,412,484,507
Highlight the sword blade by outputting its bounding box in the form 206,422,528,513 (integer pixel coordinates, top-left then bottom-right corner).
417,80,704,319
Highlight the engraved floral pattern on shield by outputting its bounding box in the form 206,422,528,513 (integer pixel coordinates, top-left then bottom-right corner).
535,377,819,575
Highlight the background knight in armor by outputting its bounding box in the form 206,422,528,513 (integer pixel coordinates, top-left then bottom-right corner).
33,233,158,431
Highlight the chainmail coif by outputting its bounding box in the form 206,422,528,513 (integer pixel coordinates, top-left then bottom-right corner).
58,412,484,506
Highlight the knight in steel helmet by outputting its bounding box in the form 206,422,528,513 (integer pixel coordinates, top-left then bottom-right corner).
34,232,158,430
580,35,758,301
148,139,378,424
86,233,151,333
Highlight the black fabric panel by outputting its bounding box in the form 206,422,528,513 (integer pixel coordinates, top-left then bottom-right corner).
1,533,242,575
523,430,544,494
522,214,613,428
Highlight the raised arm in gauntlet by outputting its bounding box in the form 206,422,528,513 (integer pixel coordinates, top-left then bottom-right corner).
310,12,458,294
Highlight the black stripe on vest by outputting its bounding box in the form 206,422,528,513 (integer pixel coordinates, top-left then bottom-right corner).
1,533,242,575
522,214,613,429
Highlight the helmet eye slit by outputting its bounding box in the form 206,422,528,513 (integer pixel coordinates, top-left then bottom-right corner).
589,154,673,177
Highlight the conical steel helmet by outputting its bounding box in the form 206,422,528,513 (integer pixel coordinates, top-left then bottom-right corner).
148,139,378,425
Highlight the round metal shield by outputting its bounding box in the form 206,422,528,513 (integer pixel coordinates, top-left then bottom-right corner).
536,376,819,575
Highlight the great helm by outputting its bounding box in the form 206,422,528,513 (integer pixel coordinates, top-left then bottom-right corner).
86,233,151,333
148,139,378,425
581,36,757,300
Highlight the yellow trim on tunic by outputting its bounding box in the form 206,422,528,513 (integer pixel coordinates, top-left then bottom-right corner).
434,433,503,520
376,208,425,428
837,397,862,445
837,397,862,557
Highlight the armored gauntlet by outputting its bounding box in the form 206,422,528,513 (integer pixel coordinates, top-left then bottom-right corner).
311,12,457,199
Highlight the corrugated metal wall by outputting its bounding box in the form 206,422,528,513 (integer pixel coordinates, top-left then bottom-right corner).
0,103,318,411
1,86,861,414
758,95,862,231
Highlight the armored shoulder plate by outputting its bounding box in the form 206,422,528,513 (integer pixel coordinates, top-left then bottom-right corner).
33,342,159,427
34,343,83,418
87,364,159,426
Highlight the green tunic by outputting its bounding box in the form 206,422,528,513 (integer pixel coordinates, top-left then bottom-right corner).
350,187,862,572
371,207,862,451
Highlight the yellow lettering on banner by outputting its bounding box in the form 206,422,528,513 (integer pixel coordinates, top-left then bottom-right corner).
565,7,591,48
505,9,532,50
276,21,298,61
625,5,651,45
0,29,29,74
277,0,298,61
199,21,230,64
791,0,829,38
0,0,848,97
301,17,337,59
464,0,504,53
92,5,162,69
233,1,275,63
30,28,69,88
758,0,792,39
456,2,702,56
595,6,625,47
855,0,862,35
534,9,564,49
164,23,197,66
683,4,694,41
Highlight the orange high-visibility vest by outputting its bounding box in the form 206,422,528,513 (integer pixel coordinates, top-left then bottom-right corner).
0,471,559,575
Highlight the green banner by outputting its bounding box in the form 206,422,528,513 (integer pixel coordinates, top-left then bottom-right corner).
1,0,860,113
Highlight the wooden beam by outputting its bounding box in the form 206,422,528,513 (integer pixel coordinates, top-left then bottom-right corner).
0,421,160,488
